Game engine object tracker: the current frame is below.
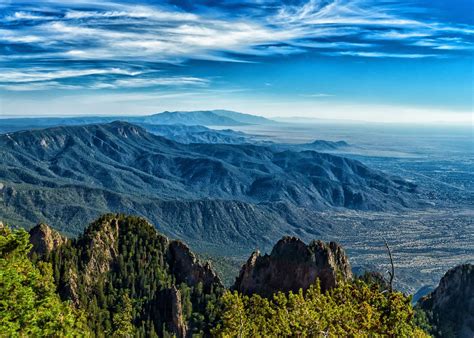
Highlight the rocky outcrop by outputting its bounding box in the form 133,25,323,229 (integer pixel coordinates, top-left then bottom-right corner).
29,223,67,257
233,236,352,297
419,264,474,338
167,240,223,292
166,286,188,338
80,217,121,288
34,213,223,335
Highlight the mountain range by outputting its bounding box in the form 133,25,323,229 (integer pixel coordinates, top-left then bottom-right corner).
138,110,276,126
0,110,276,135
0,121,421,253
138,124,271,145
0,110,354,151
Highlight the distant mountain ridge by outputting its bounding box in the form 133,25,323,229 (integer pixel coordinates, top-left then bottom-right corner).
0,109,276,134
0,121,420,250
142,124,271,145
211,109,276,125
139,110,246,126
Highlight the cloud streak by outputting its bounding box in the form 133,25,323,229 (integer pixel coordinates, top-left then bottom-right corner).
0,0,472,91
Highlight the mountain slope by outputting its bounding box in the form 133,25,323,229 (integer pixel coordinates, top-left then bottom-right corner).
139,110,246,126
28,214,223,336
418,264,474,338
0,110,277,135
139,123,269,144
211,109,276,125
0,122,420,248
14,216,430,337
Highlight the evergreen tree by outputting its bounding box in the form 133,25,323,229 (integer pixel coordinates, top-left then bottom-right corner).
0,226,88,336
212,280,429,337
113,293,135,337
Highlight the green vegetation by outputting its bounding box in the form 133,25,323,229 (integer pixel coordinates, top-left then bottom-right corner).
197,253,243,287
213,280,429,337
0,217,432,337
0,225,88,336
45,214,224,336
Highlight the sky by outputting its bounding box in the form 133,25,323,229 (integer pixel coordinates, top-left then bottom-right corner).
0,0,473,123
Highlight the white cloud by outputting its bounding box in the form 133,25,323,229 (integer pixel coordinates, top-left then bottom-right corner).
0,72,209,91
4,0,469,67
5,11,50,21
64,6,197,21
0,29,43,43
0,81,83,91
366,30,430,40
412,38,473,51
0,0,473,94
90,77,209,89
0,68,142,83
327,51,437,58
300,93,334,98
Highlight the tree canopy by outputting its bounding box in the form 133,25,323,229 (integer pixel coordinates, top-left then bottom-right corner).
212,280,429,337
0,226,88,336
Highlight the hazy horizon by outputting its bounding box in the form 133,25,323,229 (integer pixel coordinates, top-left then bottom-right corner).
1,108,472,126
1,0,472,124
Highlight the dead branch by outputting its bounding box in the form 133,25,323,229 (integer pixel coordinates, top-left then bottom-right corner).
383,237,395,293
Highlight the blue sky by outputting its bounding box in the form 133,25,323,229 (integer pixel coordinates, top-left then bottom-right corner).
0,0,472,123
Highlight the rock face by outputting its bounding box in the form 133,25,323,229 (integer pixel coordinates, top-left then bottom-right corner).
419,264,474,338
33,214,223,336
233,236,352,297
80,217,121,289
168,240,222,293
166,286,188,338
29,223,67,257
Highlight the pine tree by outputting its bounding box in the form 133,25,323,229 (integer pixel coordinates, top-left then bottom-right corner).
0,226,88,336
212,280,429,337
113,293,135,337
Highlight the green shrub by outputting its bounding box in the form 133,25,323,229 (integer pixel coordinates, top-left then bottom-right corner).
212,280,429,337
0,226,88,336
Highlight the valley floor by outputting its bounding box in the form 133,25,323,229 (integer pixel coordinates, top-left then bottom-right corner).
320,208,473,294
207,123,473,295
196,208,473,295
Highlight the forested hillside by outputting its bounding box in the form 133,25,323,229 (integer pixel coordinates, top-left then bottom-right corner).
28,214,224,336
0,214,440,337
0,122,421,251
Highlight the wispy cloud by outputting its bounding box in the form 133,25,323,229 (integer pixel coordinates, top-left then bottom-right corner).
0,73,209,91
300,93,334,98
0,68,143,83
326,51,438,58
0,0,473,92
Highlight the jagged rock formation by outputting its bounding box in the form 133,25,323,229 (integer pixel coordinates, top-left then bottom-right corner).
419,264,474,338
30,214,223,337
233,236,352,297
29,223,67,257
167,240,222,293
80,217,122,289
166,286,188,338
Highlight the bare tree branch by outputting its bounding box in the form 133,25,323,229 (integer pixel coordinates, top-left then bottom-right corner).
383,237,395,293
